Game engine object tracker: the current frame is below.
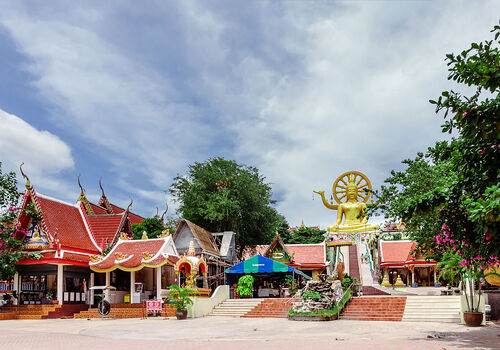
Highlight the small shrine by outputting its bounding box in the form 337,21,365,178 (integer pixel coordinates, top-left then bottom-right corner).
173,241,209,295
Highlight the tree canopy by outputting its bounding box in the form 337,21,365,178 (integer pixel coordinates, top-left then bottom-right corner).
131,216,178,240
169,157,280,252
283,227,326,244
0,162,40,279
374,24,499,271
0,162,21,212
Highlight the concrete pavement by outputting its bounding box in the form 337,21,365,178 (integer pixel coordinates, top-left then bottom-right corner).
0,317,498,349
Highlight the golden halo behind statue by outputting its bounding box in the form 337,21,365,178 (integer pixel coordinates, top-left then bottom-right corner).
332,171,372,204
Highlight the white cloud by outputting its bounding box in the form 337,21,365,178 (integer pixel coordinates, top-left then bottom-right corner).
0,1,498,227
0,108,75,196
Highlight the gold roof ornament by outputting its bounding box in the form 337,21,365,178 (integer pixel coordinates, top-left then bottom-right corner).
188,240,196,256
115,252,128,261
143,252,154,260
314,171,379,233
119,232,131,240
141,231,148,240
158,229,171,238
90,255,103,263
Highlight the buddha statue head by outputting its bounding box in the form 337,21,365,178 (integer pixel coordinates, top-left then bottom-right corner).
346,175,358,201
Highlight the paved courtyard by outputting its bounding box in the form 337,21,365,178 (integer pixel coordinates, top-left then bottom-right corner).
0,317,498,350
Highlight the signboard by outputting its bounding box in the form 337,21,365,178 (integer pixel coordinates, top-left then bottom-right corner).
146,300,162,312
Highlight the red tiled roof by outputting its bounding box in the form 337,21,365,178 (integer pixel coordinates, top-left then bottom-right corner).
109,204,144,225
379,241,416,263
90,237,177,272
242,244,327,268
17,251,91,266
287,244,326,265
89,203,108,215
87,214,124,246
36,195,100,253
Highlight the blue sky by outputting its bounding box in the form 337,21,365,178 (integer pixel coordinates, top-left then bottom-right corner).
0,1,498,228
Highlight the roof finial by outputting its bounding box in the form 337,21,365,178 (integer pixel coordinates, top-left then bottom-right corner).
160,202,169,224
99,177,105,197
155,207,159,217
19,162,31,189
78,174,85,196
126,198,133,212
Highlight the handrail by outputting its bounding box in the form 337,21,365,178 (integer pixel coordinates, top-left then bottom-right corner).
363,241,375,273
336,281,354,319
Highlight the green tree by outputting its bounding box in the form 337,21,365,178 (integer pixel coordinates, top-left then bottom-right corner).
275,213,291,243
374,24,500,274
286,227,326,244
0,163,40,279
170,157,279,252
131,215,178,239
0,162,21,211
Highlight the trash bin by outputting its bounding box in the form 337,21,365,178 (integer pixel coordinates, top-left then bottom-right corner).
124,294,130,303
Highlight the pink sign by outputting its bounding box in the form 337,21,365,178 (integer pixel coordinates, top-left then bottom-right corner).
146,300,162,311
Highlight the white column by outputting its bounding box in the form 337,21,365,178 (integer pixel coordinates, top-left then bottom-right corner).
411,270,415,285
90,273,95,305
433,268,437,285
156,267,162,300
130,271,135,303
13,273,19,305
105,271,110,301
57,264,64,305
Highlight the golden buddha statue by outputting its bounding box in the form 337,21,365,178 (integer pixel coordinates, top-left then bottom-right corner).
314,171,379,233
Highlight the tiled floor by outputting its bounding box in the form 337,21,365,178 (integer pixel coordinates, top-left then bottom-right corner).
0,317,498,350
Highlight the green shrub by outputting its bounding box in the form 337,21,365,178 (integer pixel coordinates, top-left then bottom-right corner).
236,275,254,297
301,290,321,301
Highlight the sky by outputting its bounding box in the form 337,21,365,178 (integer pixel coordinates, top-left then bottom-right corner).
0,0,498,229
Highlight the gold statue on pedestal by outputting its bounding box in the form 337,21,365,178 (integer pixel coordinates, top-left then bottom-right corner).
314,171,379,233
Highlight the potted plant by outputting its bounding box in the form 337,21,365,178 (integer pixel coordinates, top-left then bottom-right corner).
236,275,254,298
166,285,195,320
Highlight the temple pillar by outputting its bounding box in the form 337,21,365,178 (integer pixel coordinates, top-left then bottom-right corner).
130,271,135,303
203,274,208,289
411,269,415,285
156,267,162,300
90,273,95,305
433,267,437,285
105,271,110,301
57,264,64,305
13,273,19,305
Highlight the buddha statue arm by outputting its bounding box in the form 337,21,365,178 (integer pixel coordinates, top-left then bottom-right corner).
313,190,338,210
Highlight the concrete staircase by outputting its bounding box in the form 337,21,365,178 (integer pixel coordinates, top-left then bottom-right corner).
73,303,176,319
340,296,407,321
402,296,461,323
208,298,264,317
241,298,294,318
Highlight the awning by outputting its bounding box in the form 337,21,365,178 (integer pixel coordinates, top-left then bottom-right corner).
225,255,311,279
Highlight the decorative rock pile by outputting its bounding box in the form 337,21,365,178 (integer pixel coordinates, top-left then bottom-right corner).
291,275,343,313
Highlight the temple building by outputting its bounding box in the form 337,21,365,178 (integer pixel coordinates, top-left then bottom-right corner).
243,233,329,279
10,173,147,306
172,219,237,290
379,240,438,287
